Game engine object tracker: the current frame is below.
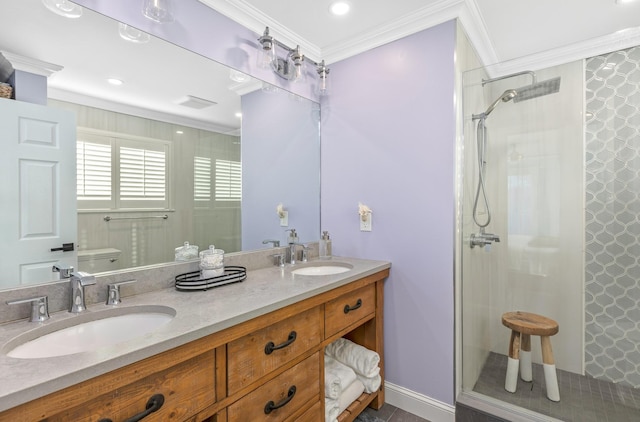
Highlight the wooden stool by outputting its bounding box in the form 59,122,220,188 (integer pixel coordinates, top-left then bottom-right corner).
501,311,560,402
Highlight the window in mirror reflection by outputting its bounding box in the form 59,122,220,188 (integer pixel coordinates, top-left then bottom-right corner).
76,130,170,210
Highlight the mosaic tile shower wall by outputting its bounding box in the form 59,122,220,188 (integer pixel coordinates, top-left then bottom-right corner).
585,46,640,388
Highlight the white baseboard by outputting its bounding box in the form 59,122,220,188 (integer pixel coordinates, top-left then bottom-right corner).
384,382,455,422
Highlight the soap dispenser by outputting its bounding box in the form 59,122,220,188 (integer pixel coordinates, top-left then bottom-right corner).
286,228,298,244
319,231,332,259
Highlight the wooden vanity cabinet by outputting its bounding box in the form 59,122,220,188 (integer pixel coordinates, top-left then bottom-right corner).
0,268,388,422
0,336,218,422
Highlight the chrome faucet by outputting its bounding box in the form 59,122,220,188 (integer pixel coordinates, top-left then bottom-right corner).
52,263,74,279
69,271,96,313
288,242,309,265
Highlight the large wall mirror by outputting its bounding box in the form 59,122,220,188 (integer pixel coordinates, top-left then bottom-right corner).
0,0,320,290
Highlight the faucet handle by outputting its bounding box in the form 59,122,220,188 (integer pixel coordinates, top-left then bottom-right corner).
106,280,136,305
52,263,74,279
7,296,50,322
271,253,286,268
300,244,312,262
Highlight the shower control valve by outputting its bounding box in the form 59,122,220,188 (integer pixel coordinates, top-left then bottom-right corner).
470,232,500,249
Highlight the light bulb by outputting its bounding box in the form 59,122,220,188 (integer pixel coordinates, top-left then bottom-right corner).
142,0,174,23
42,0,83,18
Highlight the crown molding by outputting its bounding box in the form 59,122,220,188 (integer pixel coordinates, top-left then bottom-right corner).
487,26,640,77
1,52,63,77
323,0,480,64
198,0,640,75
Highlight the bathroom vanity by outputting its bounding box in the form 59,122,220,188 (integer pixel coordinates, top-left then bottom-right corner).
0,257,389,422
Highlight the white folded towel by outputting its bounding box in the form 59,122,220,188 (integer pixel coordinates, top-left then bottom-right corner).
325,338,380,377
357,372,381,393
337,379,365,414
325,355,358,400
324,398,340,422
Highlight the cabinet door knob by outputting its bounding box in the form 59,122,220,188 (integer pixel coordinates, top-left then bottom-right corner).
264,330,297,355
344,298,363,314
264,385,296,414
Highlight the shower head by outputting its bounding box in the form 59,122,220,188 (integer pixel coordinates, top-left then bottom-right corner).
483,89,517,117
513,77,561,102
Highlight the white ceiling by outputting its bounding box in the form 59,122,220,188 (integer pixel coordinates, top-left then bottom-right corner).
207,0,640,70
2,0,640,132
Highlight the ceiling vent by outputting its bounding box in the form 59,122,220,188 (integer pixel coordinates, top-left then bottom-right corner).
177,95,217,109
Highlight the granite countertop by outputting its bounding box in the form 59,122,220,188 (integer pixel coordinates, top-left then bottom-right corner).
0,256,390,412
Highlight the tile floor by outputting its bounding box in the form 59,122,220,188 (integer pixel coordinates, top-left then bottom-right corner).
359,403,431,422
472,352,640,421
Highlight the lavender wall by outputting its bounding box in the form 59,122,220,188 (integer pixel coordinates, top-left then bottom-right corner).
241,89,320,249
321,21,457,405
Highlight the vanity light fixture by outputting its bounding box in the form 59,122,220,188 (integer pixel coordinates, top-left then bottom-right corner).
42,0,83,18
118,23,151,44
257,27,331,95
142,0,174,23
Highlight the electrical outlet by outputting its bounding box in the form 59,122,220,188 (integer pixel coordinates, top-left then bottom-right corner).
279,211,289,227
360,214,372,232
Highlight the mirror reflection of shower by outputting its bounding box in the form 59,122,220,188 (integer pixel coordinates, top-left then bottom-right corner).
469,71,561,249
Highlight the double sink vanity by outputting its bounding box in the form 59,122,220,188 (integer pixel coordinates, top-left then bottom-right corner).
0,253,390,422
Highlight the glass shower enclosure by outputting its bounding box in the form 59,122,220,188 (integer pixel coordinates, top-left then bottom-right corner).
458,46,640,421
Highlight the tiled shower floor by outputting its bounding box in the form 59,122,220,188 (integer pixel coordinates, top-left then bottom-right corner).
473,352,640,421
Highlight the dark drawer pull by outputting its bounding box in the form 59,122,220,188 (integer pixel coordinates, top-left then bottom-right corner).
344,298,363,314
265,330,297,355
98,393,165,422
264,385,296,414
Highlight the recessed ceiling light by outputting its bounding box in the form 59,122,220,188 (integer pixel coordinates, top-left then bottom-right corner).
107,78,123,86
329,1,350,16
616,0,637,4
176,130,184,135
235,112,242,118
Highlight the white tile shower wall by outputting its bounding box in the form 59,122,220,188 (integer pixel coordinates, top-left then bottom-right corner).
469,61,585,375
50,99,241,269
585,45,640,388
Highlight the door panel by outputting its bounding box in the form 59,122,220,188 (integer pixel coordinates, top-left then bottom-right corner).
0,98,77,287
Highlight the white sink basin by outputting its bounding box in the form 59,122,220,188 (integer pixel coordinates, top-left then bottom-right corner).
291,262,353,276
4,305,175,359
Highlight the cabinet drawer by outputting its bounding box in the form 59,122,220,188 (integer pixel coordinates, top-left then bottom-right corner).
227,306,321,395
325,284,375,338
227,352,320,422
291,400,322,422
45,350,215,422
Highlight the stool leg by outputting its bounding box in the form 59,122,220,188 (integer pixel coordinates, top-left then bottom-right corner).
541,336,560,402
520,334,532,382
505,330,520,393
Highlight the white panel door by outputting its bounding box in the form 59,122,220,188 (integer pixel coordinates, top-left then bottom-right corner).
0,98,77,287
